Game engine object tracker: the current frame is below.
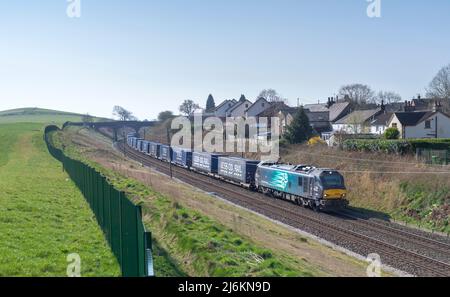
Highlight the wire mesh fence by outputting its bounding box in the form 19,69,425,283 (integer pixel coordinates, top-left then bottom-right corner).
44,125,154,277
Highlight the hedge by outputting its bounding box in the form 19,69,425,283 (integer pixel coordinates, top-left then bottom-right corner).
342,139,450,154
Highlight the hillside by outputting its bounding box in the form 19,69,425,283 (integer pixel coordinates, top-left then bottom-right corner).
0,107,110,124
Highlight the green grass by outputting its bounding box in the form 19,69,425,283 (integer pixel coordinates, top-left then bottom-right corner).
0,123,120,276
0,107,110,124
53,128,326,277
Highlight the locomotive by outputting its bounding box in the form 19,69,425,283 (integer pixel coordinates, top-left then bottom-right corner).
126,135,348,211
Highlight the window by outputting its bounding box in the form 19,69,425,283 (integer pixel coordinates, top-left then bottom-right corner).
298,177,303,187
425,120,431,129
392,123,397,129
262,103,265,107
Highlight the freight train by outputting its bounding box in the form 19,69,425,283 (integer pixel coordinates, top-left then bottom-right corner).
126,134,348,211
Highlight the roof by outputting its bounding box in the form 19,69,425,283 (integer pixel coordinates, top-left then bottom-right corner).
246,97,270,112
391,111,435,126
257,102,291,117
334,109,381,125
303,103,329,112
370,112,393,126
305,110,329,123
329,102,351,122
215,99,237,112
227,99,252,114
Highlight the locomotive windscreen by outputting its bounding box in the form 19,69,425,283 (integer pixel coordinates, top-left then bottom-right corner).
320,172,345,189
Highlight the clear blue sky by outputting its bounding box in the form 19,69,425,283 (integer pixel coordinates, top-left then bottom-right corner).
1,0,449,120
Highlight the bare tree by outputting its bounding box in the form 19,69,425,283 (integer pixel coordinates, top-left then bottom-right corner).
257,89,287,103
179,100,200,116
112,106,136,121
426,64,450,99
373,91,402,104
338,84,375,105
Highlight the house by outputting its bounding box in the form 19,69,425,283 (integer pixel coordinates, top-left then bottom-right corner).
386,108,450,139
257,102,331,135
332,108,382,134
245,97,271,117
227,99,253,117
369,111,393,135
214,99,237,117
304,97,351,123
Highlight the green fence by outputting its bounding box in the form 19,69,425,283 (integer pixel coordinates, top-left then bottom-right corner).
44,125,154,277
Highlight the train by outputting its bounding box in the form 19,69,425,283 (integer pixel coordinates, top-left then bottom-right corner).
126,134,348,211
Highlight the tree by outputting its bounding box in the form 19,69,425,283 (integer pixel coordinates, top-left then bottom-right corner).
374,91,402,104
82,113,94,124
384,127,400,139
112,106,136,121
338,84,375,105
158,110,175,122
205,94,216,112
426,64,450,99
239,94,247,102
179,100,200,116
257,89,286,103
284,107,314,144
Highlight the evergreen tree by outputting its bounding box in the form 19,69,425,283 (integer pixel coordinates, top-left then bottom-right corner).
284,107,314,144
206,94,216,112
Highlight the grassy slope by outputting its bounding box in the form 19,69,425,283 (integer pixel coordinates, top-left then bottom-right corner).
0,121,120,276
52,128,336,277
0,107,109,124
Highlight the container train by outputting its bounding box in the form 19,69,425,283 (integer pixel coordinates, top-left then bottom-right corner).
126,134,348,211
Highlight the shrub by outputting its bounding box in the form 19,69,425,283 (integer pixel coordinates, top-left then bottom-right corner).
342,138,450,154
384,127,400,139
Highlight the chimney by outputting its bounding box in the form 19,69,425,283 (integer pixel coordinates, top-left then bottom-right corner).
418,94,421,100
381,100,385,112
433,101,441,112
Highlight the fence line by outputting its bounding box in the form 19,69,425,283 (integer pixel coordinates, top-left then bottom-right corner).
44,125,154,277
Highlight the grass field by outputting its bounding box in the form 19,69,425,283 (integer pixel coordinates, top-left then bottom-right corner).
0,122,120,276
0,108,110,124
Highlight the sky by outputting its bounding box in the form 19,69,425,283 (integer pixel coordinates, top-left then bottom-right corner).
1,0,449,120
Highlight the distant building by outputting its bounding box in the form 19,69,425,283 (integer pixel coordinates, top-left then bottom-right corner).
332,108,383,134
387,108,450,139
304,97,351,123
245,97,271,117
227,99,253,117
214,99,237,117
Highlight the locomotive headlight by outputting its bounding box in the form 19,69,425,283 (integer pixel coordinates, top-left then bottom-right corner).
341,193,346,198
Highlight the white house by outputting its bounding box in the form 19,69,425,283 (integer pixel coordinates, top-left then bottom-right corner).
245,97,271,117
227,99,253,117
387,111,450,139
214,99,237,117
332,108,382,134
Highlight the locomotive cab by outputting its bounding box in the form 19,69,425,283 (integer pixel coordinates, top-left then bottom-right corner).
320,171,347,199
314,170,348,210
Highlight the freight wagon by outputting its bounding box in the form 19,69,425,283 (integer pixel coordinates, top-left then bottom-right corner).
191,152,226,175
148,142,160,158
141,141,151,155
134,138,144,150
217,157,260,188
255,162,348,211
171,147,192,168
159,145,172,162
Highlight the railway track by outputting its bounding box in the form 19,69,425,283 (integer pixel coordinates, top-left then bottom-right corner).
117,142,450,276
333,210,450,257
